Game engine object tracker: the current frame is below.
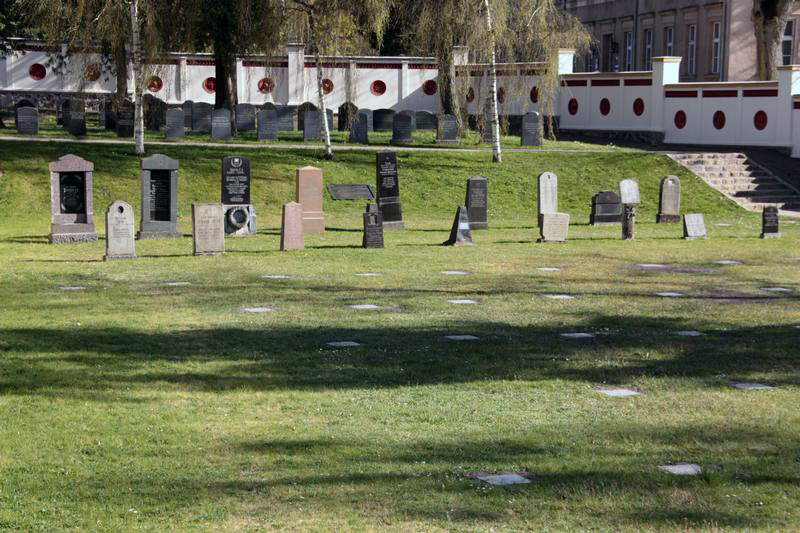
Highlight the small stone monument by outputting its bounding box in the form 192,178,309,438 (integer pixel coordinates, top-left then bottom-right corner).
376,151,404,230
363,204,384,248
49,154,97,243
67,99,87,136
657,176,681,223
373,109,395,132
257,110,278,141
399,110,417,131
211,109,232,140
619,179,640,240
296,166,325,233
138,154,181,239
537,172,558,226
16,107,38,135
303,110,321,141
104,201,137,261
116,101,134,137
221,156,256,236
349,111,369,144
466,177,488,230
590,191,622,225
192,203,225,255
235,103,256,132
436,114,459,144
416,110,436,130
280,202,304,251
192,102,213,132
521,112,541,146
165,108,185,139
443,206,473,246
761,206,780,238
538,213,570,243
182,101,194,128
275,105,295,131
391,113,413,144
683,213,708,240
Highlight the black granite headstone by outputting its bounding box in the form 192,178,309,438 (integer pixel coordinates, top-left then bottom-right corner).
363,205,385,248
60,172,86,214
59,100,70,128
192,103,213,132
436,114,459,144
521,112,541,146
466,177,488,230
116,102,134,137
349,111,369,144
16,107,38,135
143,95,166,131
590,191,623,225
103,100,116,129
415,110,436,130
359,109,374,132
391,113,413,144
303,110,321,141
325,108,334,132
443,206,473,246
399,110,417,131
221,156,251,204
68,99,86,136
376,151,404,230
257,110,278,141
182,101,194,128
235,104,256,132
373,109,395,132
139,154,181,239
165,108,185,139
211,109,232,140
761,206,780,238
275,105,295,131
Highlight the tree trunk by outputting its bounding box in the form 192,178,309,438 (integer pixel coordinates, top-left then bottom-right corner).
214,50,229,110
130,0,145,156
437,49,461,131
311,16,333,160
753,0,793,80
483,0,502,163
113,42,129,106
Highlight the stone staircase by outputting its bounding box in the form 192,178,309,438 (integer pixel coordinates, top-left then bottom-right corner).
669,152,800,215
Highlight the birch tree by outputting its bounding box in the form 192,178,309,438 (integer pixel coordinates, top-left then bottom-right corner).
753,0,794,79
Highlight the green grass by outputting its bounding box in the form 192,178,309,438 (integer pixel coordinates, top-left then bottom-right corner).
1,140,799,531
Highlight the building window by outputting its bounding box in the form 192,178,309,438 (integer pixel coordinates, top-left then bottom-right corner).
783,20,794,66
664,26,674,56
711,21,721,74
687,24,697,75
624,31,634,71
643,28,653,70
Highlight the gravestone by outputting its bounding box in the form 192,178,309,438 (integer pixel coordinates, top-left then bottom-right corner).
373,109,395,132
143,95,166,131
49,155,97,243
399,110,417,131
138,154,181,239
443,206,473,246
325,108,334,131
192,203,225,255
103,99,116,129
391,113,413,144
376,151,404,231
537,172,558,226
590,191,622,225
165,108,185,139
257,110,278,141
192,102,213,132
280,202,304,251
16,107,38,135
211,109,232,140
363,204,384,248
466,177,488,230
481,105,496,143
327,184,375,201
437,114,459,144
416,110,436,130
619,179,640,240
235,103,256,132
338,104,356,131
104,200,137,261
538,213,570,242
275,105,295,131
182,101,194,128
68,99,87,136
303,110,321,141
521,112,541,146
683,213,708,240
657,176,681,223
349,111,369,144
59,100,70,129
221,156,256,236
116,102,134,137
358,109,374,132
619,179,641,205
761,206,780,238
296,166,325,233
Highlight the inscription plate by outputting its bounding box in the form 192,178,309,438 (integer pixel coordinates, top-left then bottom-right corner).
376,151,404,229
683,213,708,240
150,170,171,221
116,103,134,137
466,177,488,229
60,173,86,214
221,156,251,204
521,112,541,146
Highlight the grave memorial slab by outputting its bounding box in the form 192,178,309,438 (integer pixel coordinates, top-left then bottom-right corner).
358,109,374,132
619,179,641,206
521,112,541,146
537,172,558,226
104,200,137,261
538,213,570,243
59,99,70,128
211,109,232,140
376,151,404,230
138,154,181,239
182,101,194,128
683,213,708,240
49,154,97,243
165,108,185,139
761,206,780,238
280,202,304,251
436,114,459,144
275,105,295,131
257,110,279,141
192,203,224,255
415,110,436,130
327,184,375,201
15,107,38,135
222,156,256,236
363,204,385,248
590,191,622,225
68,99,87,136
192,102,213,132
296,166,325,233
303,110,322,141
657,176,681,223
443,206,473,246
235,103,256,132
399,109,417,130
466,177,488,230
391,113,413,144
619,178,640,239
116,102,134,137
373,109,395,131
101,98,115,129
349,111,369,144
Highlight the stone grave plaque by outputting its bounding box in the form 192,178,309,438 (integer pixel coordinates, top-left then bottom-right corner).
104,200,137,261
257,110,278,141
192,102,213,132
399,110,417,131
537,172,558,226
373,109,395,132
68,99,87,136
275,105,295,131
221,156,251,205
538,213,569,243
620,179,641,205
349,111,369,144
376,151,404,230
363,204,384,248
392,113,414,144
521,112,541,146
303,110,321,141
416,110,436,130
327,184,375,201
235,103,256,132
165,108,185,139
139,154,180,239
280,202,304,251
211,109,232,140
359,109,373,132
182,101,194,128
761,206,780,238
296,166,325,233
657,176,681,223
16,107,38,135
590,191,622,225
192,203,224,255
466,177,488,230
443,206,473,246
49,155,97,243
683,213,708,240
116,102,134,137
437,114,459,144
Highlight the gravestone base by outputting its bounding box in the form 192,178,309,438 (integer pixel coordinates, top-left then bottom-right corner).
137,229,182,240
760,231,780,239
537,213,569,243
223,204,257,236
383,220,405,231
50,225,98,244
657,214,681,224
104,251,137,261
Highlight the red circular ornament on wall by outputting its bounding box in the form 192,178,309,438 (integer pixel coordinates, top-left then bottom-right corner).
713,110,726,130
423,80,437,95
530,86,539,103
568,98,579,115
466,87,475,103
29,63,46,81
754,110,768,131
633,98,645,116
84,64,101,82
322,78,334,95
497,87,506,104
258,78,275,94
203,77,216,93
600,98,611,116
370,80,386,96
674,110,687,129
147,76,163,93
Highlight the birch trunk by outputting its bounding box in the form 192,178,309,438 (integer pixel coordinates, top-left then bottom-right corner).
129,0,145,155
309,15,333,160
483,0,502,163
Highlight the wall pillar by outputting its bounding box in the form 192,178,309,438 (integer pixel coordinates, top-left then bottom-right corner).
557,49,575,75
287,43,305,105
177,57,187,102
400,61,409,105
650,56,681,133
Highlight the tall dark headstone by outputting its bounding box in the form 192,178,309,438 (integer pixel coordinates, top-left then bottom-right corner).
363,204,384,248
657,176,682,223
222,156,256,236
49,154,97,243
257,110,278,141
481,105,496,144
373,109,395,132
143,95,166,131
761,206,780,238
182,101,194,128
15,107,38,135
399,110,417,131
466,177,488,230
67,99,86,137
59,100,70,128
235,103,256,132
521,112,541,147
415,110,436,130
391,113,413,144
590,191,622,225
103,99,116,129
436,114,459,144
116,102,134,137
443,206,473,246
192,102,213,132
349,111,369,144
359,109,374,132
275,105,295,131
211,109,232,140
165,108,185,139
138,154,181,239
376,151,404,231
303,110,322,141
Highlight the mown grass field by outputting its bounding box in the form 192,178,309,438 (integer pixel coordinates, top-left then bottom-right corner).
1,139,798,531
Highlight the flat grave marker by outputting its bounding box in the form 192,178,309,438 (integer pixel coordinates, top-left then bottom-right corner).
349,304,382,310
731,382,775,390
683,214,708,240
444,335,480,341
656,292,685,297
448,299,479,305
537,267,561,272
544,294,575,300
441,270,470,275
761,287,792,292
355,272,382,277
327,341,361,348
328,184,376,201
560,332,595,339
262,275,291,280
164,281,191,286
596,388,641,397
714,260,742,265
658,464,702,476
59,286,86,291
676,330,705,337
469,473,532,486
241,307,276,313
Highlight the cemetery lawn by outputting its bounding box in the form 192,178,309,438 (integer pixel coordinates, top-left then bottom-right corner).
1,140,800,531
